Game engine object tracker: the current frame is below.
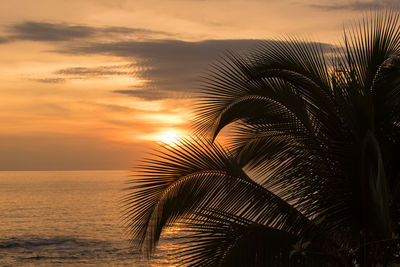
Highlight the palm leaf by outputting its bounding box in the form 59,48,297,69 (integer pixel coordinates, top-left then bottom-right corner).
176,210,297,267
175,210,337,267
122,138,320,257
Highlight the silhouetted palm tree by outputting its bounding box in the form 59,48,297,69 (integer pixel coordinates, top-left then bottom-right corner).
123,11,400,266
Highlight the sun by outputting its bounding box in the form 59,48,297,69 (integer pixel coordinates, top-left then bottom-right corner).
156,130,180,145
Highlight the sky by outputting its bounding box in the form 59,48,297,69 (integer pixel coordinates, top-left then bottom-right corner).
0,0,398,171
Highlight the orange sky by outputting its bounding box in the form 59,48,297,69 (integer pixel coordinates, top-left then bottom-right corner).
0,0,398,170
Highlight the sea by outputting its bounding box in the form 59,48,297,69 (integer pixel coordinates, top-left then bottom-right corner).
0,170,179,266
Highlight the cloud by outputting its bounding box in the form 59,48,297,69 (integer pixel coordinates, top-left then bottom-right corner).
3,21,334,102
5,21,170,42
11,21,94,41
92,103,135,113
310,0,399,11
58,39,333,100
0,37,9,44
113,89,172,101
58,39,262,99
54,64,133,78
29,65,135,84
34,78,67,84
63,39,262,59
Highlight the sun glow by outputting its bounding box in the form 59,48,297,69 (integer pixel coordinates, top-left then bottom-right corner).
156,130,181,145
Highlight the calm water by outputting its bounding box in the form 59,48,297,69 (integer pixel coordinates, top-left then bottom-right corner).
0,170,179,266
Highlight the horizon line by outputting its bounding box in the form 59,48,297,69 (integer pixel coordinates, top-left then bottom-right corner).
0,168,131,172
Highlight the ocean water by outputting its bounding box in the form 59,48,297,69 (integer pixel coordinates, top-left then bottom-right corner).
0,170,178,266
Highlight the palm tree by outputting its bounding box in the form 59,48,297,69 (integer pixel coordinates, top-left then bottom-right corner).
123,11,400,266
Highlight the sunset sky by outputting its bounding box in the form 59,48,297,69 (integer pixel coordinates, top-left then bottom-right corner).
0,0,398,170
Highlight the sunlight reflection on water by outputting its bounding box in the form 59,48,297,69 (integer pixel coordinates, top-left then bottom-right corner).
0,170,179,266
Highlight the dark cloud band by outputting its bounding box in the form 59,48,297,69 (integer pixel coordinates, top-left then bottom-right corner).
2,21,170,43
310,0,399,11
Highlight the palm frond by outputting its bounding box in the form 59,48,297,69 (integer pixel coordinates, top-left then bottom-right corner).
176,210,297,267
122,137,319,256
175,210,338,267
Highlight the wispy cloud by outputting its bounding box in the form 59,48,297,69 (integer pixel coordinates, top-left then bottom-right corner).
11,22,95,41
0,37,9,44
2,21,170,43
310,0,399,11
32,78,66,84
54,65,133,78
112,89,172,101
30,64,135,84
